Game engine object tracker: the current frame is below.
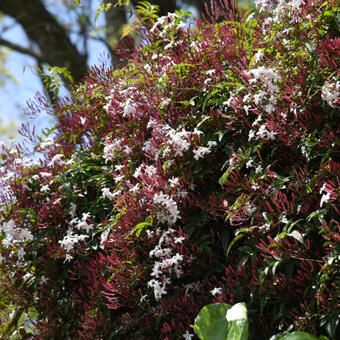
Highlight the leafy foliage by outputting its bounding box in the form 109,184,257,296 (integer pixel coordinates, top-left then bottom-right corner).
0,0,339,339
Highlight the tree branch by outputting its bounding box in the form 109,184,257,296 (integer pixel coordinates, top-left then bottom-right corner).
0,0,88,85
0,37,43,62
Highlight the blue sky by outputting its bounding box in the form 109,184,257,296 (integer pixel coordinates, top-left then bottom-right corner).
0,0,109,143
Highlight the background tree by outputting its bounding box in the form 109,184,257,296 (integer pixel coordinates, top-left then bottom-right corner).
0,0,228,89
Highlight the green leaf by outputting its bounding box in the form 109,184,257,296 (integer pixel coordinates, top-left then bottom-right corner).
225,303,248,340
287,230,304,244
131,216,153,237
194,303,231,340
278,331,328,340
219,166,235,186
226,233,246,257
194,303,249,340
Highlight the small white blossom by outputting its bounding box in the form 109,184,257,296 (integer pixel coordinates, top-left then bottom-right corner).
253,49,264,65
169,177,179,188
40,184,50,193
102,187,116,200
129,183,139,193
183,330,194,340
40,275,49,285
255,165,263,174
320,192,331,207
174,236,185,244
210,287,223,296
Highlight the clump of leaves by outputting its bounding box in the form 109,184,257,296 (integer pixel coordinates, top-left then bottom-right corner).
0,0,339,339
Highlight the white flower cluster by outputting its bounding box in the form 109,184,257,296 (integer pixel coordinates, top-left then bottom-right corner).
147,228,185,300
121,98,138,118
69,212,94,233
48,154,65,168
319,182,334,208
193,141,217,160
57,210,93,261
254,0,273,13
1,219,33,243
153,192,181,225
150,12,185,37
0,219,33,266
166,126,192,158
58,230,89,261
103,137,123,162
321,79,340,108
101,187,120,201
247,66,280,95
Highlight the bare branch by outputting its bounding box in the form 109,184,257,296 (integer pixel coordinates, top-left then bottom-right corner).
0,37,43,61
0,0,88,84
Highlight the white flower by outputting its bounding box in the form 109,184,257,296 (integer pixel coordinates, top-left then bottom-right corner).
69,203,77,218
193,146,212,160
80,117,87,125
174,236,185,244
48,154,65,167
115,164,124,171
192,128,203,136
129,183,139,193
253,49,264,65
40,172,52,178
321,80,340,108
40,138,54,149
183,330,194,340
147,279,167,300
248,130,255,141
246,159,254,168
17,248,26,260
267,129,277,140
64,253,73,262
159,98,171,109
256,123,268,137
100,229,110,246
320,192,331,207
58,231,89,253
40,275,49,285
122,98,137,118
289,0,305,11
40,184,50,193
102,187,115,200
82,212,91,221
206,69,216,76
255,165,263,174
226,303,247,321
169,177,179,188
114,175,124,183
210,287,223,296
207,141,217,148
133,165,143,178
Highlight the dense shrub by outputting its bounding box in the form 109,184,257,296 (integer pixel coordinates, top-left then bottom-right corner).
0,0,339,338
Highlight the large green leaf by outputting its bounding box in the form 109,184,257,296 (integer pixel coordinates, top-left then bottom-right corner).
194,302,249,340
278,332,329,340
225,303,248,340
194,303,231,340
